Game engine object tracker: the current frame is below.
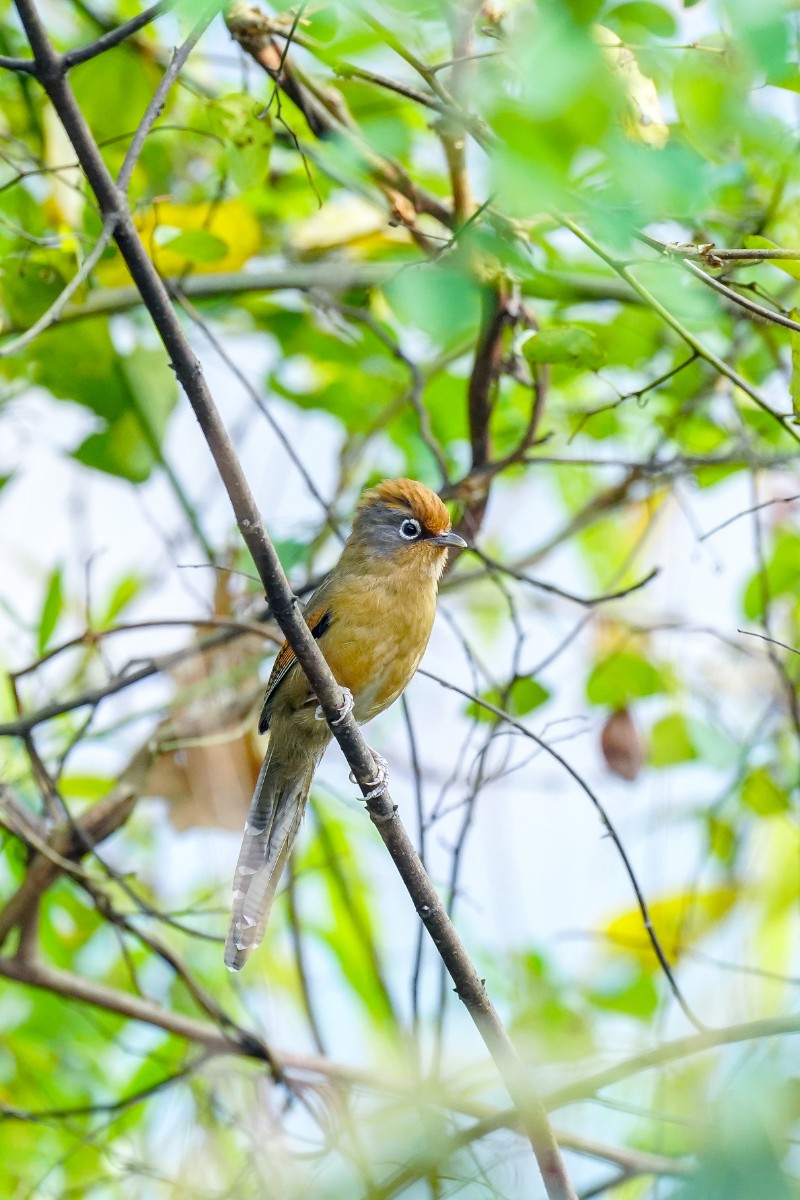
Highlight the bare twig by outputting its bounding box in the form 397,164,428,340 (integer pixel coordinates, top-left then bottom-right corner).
419,669,706,1033
63,1,172,69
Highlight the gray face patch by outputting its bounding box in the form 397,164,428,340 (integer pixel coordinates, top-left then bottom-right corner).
353,501,425,557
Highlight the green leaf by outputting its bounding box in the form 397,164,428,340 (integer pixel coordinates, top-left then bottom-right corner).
586,652,665,708
74,411,154,483
466,676,550,722
159,230,229,264
0,253,69,327
205,94,274,193
742,530,800,619
73,348,178,483
649,712,697,767
740,767,789,816
275,538,310,574
523,325,606,370
37,566,63,656
99,575,144,625
607,2,677,38
60,776,115,801
707,815,737,865
587,966,660,1020
385,261,480,346
673,48,749,160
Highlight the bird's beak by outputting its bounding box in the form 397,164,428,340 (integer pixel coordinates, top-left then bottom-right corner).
429,530,468,548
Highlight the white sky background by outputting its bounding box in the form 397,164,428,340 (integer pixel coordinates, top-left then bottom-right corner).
2,3,800,1194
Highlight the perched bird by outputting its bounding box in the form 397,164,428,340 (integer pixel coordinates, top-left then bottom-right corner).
225,478,466,971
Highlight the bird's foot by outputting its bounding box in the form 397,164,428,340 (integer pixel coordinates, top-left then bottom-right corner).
315,686,354,726
350,749,389,799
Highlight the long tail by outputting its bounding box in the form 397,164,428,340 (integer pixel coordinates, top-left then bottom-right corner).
224,744,314,971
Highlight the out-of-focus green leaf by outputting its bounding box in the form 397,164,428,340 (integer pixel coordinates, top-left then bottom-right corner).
606,1,677,38
649,712,697,767
37,566,63,655
275,538,311,574
466,676,550,722
742,529,800,619
673,47,749,159
672,1073,794,1200
160,230,229,264
73,347,178,483
740,766,789,815
205,95,273,193
385,261,480,346
60,775,115,801
99,574,144,625
707,815,737,865
523,325,606,370
303,802,397,1028
587,965,659,1020
586,651,665,708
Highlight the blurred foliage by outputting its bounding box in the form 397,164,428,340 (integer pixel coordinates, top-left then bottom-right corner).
1,0,800,1197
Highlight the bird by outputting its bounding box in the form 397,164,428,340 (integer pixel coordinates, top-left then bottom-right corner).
224,478,466,971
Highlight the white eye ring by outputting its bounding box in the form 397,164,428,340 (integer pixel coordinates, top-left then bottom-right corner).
399,517,421,540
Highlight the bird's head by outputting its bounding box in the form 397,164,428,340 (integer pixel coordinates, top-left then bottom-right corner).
348,478,466,579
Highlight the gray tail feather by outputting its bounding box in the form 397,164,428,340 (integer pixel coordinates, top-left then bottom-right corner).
224,746,314,972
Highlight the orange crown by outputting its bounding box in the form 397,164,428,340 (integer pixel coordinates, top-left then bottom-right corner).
359,478,452,535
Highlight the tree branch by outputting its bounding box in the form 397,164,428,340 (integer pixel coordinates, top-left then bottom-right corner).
63,1,172,69
12,3,575,1195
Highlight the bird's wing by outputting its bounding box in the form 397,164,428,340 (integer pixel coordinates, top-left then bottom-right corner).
258,603,332,732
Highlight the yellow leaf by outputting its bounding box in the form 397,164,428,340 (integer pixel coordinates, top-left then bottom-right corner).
594,25,669,148
603,886,738,965
97,199,262,284
290,196,410,257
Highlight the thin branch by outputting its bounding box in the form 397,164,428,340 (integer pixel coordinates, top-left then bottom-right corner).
0,6,210,359
176,291,345,539
546,1013,800,1111
63,1,172,69
0,52,36,73
560,215,800,447
419,669,706,1033
637,235,800,265
225,1,452,232
738,628,800,656
0,213,118,358
466,549,659,607
373,1116,692,1200
0,953,271,1062
0,262,645,337
700,493,800,542
12,614,277,681
0,1055,206,1123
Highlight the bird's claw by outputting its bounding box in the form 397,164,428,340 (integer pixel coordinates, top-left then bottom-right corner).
350,749,389,799
315,687,354,726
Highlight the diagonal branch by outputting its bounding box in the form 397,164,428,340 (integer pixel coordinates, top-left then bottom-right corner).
11,3,576,1195
63,1,172,69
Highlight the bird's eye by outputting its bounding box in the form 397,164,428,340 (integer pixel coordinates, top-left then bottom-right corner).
399,517,421,540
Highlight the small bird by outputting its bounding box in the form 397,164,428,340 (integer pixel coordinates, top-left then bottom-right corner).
225,478,466,971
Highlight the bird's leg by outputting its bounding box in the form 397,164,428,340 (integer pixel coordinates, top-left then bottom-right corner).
350,749,389,799
314,686,354,726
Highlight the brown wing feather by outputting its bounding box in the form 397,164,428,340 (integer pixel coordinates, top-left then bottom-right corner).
259,605,331,732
